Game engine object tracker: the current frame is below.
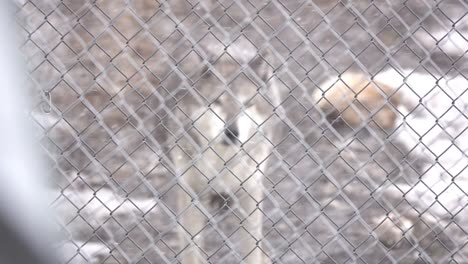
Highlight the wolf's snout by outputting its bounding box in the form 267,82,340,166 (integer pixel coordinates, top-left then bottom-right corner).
223,123,239,145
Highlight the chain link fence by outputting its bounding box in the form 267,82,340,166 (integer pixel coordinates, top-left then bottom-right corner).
16,0,468,263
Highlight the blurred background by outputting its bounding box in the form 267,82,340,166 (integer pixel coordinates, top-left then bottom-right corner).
13,0,468,263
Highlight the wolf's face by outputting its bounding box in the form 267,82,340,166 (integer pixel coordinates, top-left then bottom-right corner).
171,47,277,183
178,48,276,147
197,73,272,142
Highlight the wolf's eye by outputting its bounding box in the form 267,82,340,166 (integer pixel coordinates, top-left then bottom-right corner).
223,123,239,145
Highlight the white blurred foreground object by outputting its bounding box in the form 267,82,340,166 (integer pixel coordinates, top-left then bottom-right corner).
0,2,58,263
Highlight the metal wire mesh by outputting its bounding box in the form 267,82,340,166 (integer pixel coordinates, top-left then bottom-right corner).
16,0,468,263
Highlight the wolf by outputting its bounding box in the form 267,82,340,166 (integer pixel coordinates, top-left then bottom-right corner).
314,73,414,130
164,40,279,264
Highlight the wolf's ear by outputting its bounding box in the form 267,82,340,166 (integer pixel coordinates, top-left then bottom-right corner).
248,50,273,83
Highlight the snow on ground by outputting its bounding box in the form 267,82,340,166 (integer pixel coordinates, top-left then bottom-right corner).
376,69,468,216
414,23,468,58
52,186,166,262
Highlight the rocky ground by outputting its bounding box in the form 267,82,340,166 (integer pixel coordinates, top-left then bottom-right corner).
17,0,468,263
